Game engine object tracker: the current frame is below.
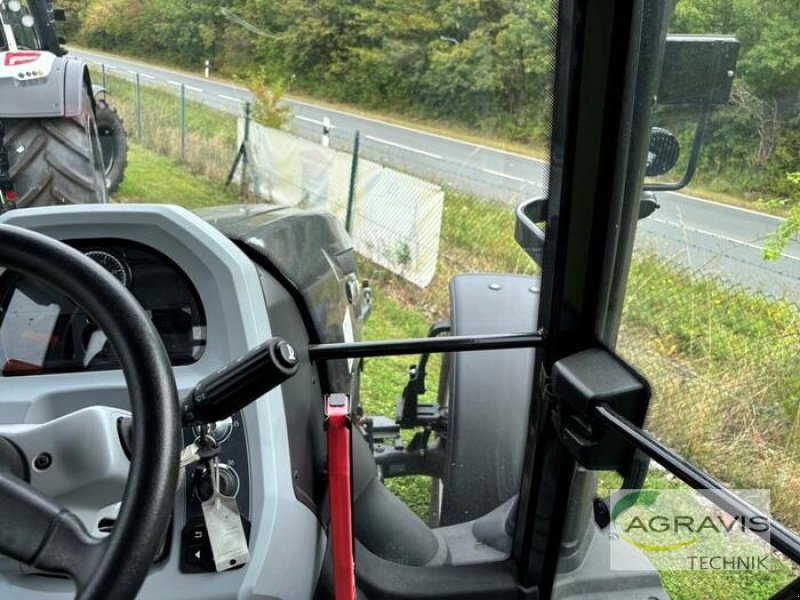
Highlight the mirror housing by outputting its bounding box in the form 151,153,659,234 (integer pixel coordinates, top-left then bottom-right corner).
658,34,740,106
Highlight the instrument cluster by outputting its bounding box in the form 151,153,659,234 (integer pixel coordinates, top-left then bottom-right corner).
0,238,207,376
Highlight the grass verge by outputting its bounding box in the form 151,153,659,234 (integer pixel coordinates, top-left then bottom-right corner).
90,69,240,183
116,144,239,208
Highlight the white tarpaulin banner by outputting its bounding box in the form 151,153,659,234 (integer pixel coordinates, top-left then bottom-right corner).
239,119,444,287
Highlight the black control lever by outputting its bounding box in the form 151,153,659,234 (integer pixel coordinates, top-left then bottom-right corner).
181,337,299,426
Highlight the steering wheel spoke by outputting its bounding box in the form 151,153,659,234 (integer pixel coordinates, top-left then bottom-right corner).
0,472,107,591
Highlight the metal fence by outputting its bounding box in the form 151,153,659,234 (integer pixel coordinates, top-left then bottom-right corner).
237,120,445,287
618,257,800,532
291,114,546,205
91,65,241,182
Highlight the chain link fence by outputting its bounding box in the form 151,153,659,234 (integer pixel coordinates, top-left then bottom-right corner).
286,111,543,304
89,65,241,182
291,114,546,205
236,120,445,287
619,255,800,531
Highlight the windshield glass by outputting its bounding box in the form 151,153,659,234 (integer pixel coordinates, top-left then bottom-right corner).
81,0,558,559
0,0,40,50
1,0,798,598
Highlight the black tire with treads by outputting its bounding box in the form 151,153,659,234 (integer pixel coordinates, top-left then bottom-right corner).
2,91,107,208
95,99,128,195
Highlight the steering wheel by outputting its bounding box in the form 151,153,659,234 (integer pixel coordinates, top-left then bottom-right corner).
0,224,181,599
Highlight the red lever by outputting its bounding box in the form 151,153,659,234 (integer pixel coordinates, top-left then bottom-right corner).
324,394,355,600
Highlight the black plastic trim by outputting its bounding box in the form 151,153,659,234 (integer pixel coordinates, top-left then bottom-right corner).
596,404,800,565
309,332,544,361
770,577,800,600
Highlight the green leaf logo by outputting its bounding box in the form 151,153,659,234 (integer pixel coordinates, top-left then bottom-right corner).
611,490,661,521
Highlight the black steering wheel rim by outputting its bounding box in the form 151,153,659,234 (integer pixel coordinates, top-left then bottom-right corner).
0,224,181,599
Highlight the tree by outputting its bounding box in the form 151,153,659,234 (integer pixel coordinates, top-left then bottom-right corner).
763,172,800,261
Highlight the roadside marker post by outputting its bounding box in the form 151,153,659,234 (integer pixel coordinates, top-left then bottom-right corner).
322,117,331,148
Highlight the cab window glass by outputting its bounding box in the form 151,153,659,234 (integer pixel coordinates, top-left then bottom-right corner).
604,2,800,598
0,0,41,50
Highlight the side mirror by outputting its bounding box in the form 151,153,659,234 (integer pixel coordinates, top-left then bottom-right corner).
658,34,739,106
638,191,660,220
644,34,740,193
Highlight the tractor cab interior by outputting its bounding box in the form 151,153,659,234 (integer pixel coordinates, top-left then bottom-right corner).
0,1,797,600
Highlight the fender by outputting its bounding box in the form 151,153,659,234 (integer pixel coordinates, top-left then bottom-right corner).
438,273,539,526
0,53,94,118
64,56,96,116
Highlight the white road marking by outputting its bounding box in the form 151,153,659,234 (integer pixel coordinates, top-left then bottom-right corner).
69,47,251,92
364,135,442,160
186,85,203,93
650,217,800,262
482,168,540,186
662,191,784,222
218,94,243,103
139,73,155,80
167,79,181,86
296,115,332,127
287,97,539,162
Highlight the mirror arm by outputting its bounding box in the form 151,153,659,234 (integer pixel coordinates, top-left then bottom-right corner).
643,99,710,192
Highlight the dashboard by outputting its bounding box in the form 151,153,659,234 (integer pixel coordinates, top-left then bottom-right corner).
0,205,327,600
0,239,206,376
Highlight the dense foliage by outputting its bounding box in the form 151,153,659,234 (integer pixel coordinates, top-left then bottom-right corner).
73,0,798,201
669,0,800,200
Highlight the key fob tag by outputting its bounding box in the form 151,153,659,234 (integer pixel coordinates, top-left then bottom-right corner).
202,492,250,571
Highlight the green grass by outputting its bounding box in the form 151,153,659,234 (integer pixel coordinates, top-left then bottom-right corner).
360,297,437,415
91,69,240,183
359,295,442,522
116,144,239,208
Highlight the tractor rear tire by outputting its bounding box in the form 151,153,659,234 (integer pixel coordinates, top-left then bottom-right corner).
3,93,108,208
95,99,128,195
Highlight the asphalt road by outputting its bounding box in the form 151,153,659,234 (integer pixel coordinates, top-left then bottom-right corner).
71,48,800,299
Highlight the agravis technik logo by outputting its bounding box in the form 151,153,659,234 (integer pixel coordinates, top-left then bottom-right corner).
608,488,772,571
